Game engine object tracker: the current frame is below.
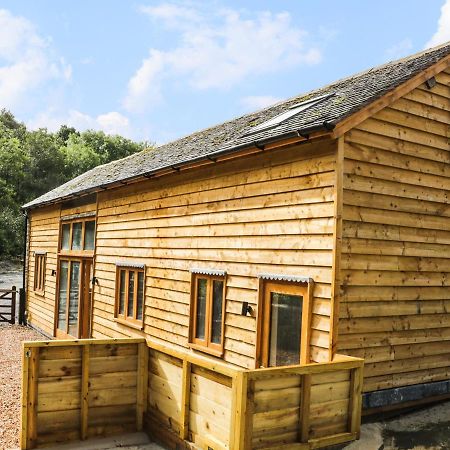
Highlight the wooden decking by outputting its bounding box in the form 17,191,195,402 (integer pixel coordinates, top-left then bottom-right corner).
21,338,363,450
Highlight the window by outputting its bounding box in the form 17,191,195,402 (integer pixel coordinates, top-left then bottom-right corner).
257,277,313,368
115,265,145,329
189,271,226,355
34,253,46,292
60,219,96,252
243,92,335,136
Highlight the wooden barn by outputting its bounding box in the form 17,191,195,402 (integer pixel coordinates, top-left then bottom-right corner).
20,43,449,449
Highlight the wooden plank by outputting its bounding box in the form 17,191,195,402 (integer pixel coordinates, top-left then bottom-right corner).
81,344,90,440
136,342,149,431
348,366,364,437
329,136,344,360
27,347,40,449
180,360,191,440
20,346,30,450
233,371,251,450
299,374,311,443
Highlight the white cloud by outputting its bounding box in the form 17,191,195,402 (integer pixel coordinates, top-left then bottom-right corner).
28,110,132,137
0,9,71,110
123,49,165,112
240,95,283,111
124,4,322,113
426,0,450,48
385,38,413,60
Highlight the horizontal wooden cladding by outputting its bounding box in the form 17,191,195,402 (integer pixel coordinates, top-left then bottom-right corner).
343,221,450,245
92,144,338,366
22,339,147,449
339,77,450,394
28,205,61,337
246,356,363,448
345,128,449,164
147,348,233,449
99,140,336,207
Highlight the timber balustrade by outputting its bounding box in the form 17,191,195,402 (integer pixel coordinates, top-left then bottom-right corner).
21,338,363,450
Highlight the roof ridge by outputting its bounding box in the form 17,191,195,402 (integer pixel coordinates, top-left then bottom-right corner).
152,41,450,150
24,41,450,209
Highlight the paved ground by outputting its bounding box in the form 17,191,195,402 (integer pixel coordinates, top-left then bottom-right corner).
43,433,163,450
0,262,22,290
339,401,450,450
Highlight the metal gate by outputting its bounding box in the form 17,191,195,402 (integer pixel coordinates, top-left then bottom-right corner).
0,286,17,324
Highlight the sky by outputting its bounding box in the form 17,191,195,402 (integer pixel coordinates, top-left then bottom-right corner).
0,1,449,144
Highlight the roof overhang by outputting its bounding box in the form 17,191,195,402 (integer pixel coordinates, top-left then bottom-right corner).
23,121,335,211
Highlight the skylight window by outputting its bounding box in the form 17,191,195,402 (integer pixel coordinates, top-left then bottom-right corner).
245,92,335,136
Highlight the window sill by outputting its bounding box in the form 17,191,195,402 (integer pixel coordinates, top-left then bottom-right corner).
188,343,224,358
34,290,45,297
58,250,95,258
114,317,144,331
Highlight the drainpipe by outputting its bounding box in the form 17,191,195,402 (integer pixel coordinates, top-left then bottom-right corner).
21,210,28,325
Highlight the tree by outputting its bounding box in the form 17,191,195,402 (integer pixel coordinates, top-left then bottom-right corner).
0,110,150,258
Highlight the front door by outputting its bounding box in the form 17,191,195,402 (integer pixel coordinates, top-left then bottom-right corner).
56,258,93,338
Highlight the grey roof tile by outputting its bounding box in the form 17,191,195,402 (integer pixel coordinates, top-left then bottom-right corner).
24,42,450,209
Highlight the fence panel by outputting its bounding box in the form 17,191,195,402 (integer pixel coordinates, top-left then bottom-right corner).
21,337,363,450
21,338,147,450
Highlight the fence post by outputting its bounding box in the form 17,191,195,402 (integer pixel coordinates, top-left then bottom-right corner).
348,365,364,438
180,359,191,440
21,346,39,449
80,344,90,440
11,286,16,324
300,374,311,443
233,371,253,450
136,342,149,431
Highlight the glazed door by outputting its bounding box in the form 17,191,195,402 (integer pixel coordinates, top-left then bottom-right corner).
56,258,93,338
260,282,308,367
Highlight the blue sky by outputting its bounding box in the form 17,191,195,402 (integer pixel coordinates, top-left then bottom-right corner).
1,1,449,144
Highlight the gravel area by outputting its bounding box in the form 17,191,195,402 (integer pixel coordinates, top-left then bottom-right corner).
0,325,44,450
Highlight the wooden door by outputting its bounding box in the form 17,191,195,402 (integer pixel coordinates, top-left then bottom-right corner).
55,258,93,338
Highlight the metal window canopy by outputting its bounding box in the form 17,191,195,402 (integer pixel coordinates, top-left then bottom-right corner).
258,273,313,284
115,261,145,269
61,211,96,221
190,268,227,277
33,251,47,256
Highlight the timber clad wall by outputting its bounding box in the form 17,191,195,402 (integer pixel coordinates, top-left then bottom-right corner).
27,201,97,336
92,140,337,367
27,206,60,335
338,70,450,392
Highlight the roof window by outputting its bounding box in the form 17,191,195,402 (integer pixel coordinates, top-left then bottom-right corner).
244,92,335,136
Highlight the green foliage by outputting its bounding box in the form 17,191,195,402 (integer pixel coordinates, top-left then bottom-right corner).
0,110,149,258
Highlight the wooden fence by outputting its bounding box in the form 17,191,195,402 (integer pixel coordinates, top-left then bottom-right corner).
0,287,17,324
145,342,363,450
21,338,148,449
21,338,363,450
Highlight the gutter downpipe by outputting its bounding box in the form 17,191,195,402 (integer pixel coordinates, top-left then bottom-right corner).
20,210,28,325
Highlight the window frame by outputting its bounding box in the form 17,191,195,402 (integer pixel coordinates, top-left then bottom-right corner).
59,218,96,256
256,278,313,368
114,265,146,330
189,272,227,357
33,252,46,293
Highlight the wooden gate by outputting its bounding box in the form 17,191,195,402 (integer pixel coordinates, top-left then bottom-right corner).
0,286,17,324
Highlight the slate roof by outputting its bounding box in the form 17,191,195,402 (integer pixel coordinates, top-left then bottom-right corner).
24,42,450,209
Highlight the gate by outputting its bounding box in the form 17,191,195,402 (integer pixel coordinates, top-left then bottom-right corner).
0,286,17,324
